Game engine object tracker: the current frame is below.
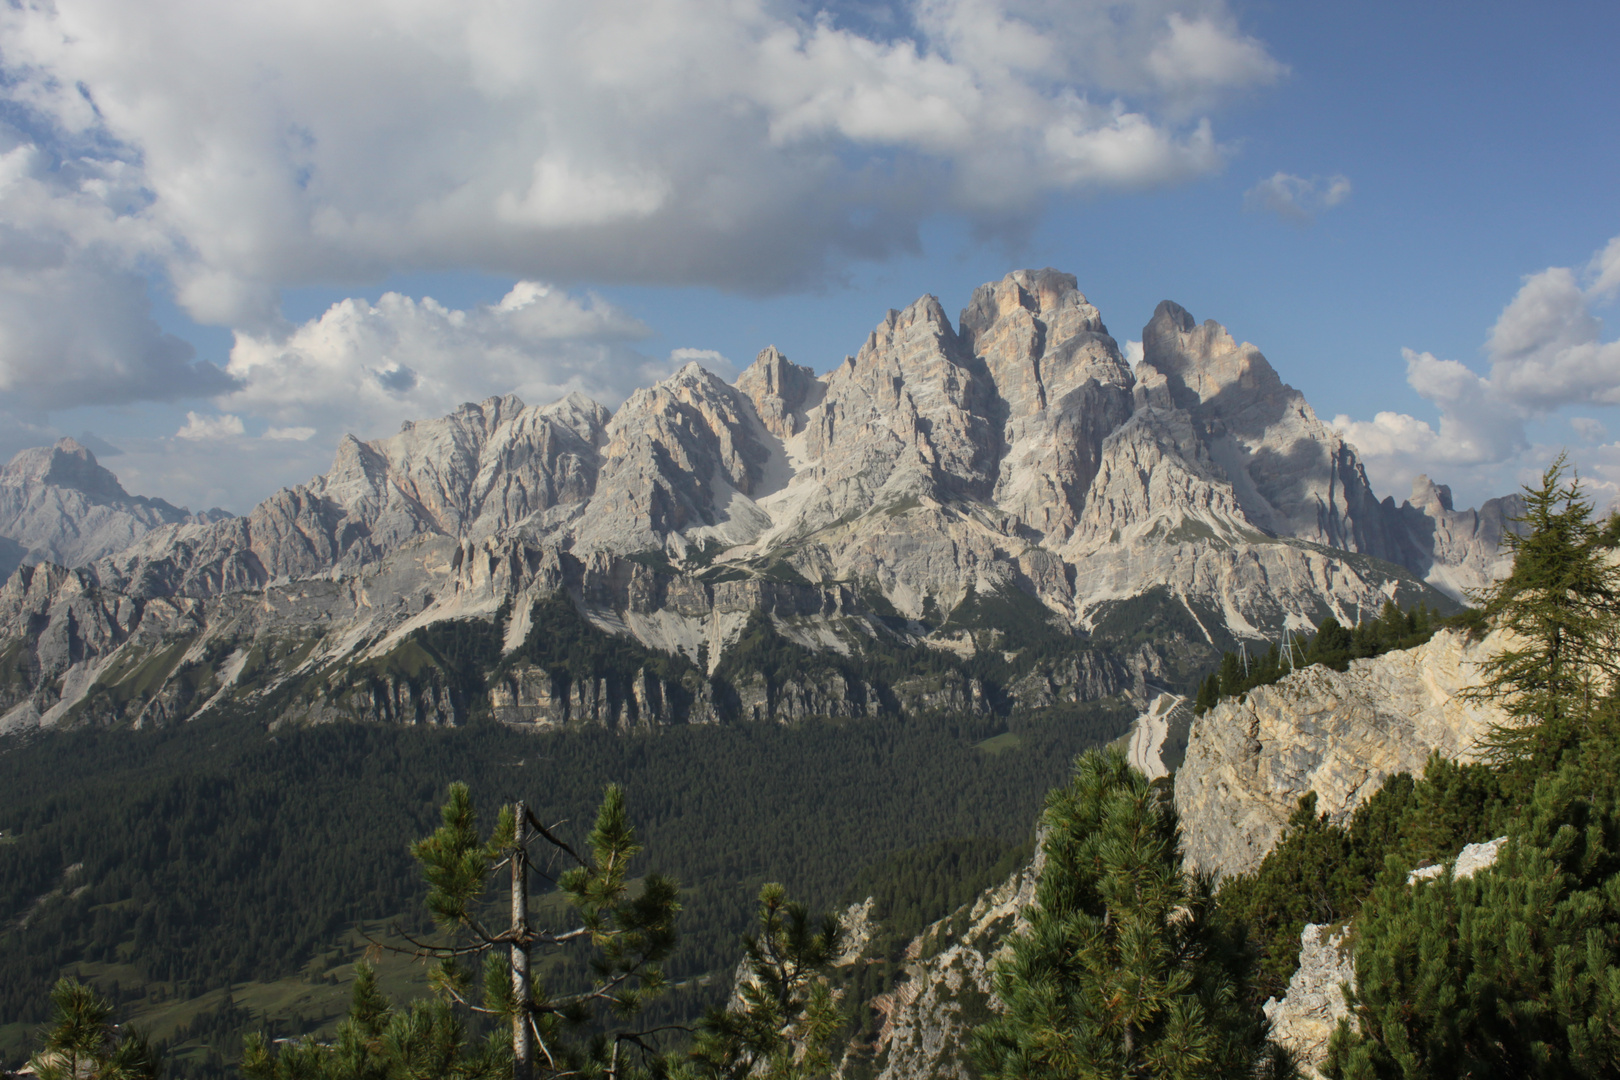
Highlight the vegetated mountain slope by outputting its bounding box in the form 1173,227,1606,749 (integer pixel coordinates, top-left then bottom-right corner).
0,271,1511,734
0,438,228,582
822,626,1518,1080
0,698,1123,1072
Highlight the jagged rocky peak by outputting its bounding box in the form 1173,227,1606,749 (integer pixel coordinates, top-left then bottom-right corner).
1409,474,1454,513
808,293,997,500
0,267,1531,738
86,390,621,598
572,362,775,555
0,437,224,582
736,346,822,440
348,392,604,539
1386,474,1521,601
960,269,1136,543
541,390,615,441
1175,628,1510,880
1137,299,1397,555
960,268,1130,412
291,390,611,550
1140,299,1286,414
1067,397,1251,550
4,438,133,502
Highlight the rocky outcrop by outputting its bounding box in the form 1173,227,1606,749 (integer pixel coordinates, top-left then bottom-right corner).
1386,476,1521,601
317,671,459,727
891,670,990,717
488,663,708,729
1407,835,1507,885
1263,924,1357,1079
727,669,882,723
1138,302,1401,557
837,847,1045,1080
959,268,1135,545
736,346,822,440
84,394,609,601
1005,651,1128,710
1175,629,1513,880
571,364,775,556
0,438,226,581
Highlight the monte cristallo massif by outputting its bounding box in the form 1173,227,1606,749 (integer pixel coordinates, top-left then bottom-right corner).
0,270,1518,734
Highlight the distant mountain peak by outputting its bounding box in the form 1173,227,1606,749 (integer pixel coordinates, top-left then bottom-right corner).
4,437,130,501
0,437,226,583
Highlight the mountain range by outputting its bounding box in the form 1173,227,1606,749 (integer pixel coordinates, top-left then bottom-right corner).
0,269,1520,734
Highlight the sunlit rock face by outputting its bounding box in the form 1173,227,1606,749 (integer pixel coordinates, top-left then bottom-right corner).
0,270,1515,733
1175,628,1511,881
1136,299,1400,553
960,268,1136,545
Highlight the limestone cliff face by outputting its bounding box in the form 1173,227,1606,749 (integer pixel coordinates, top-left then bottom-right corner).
1262,837,1508,1079
570,364,773,555
824,628,1517,1080
87,394,609,600
834,847,1045,1080
735,346,822,441
1262,925,1357,1080
1138,301,1400,557
1052,300,1449,638
0,269,1518,735
1175,628,1511,880
1388,476,1521,601
959,268,1135,545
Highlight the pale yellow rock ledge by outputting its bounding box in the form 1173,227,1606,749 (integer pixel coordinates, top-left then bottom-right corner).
1175,628,1513,881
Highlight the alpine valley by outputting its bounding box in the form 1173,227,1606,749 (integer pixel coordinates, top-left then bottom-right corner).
0,270,1518,736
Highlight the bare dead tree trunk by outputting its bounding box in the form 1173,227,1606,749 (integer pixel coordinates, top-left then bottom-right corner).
513,800,533,1080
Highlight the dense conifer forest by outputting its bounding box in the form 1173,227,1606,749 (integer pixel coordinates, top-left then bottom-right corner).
0,694,1129,1073
1191,599,1448,715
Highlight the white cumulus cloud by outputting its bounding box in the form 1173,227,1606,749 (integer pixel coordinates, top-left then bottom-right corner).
1335,233,1620,504
220,282,654,438
264,426,316,442
1483,265,1620,411
0,140,236,410
1243,172,1351,224
176,412,246,441
1146,13,1288,111
1571,417,1607,443
0,0,1283,336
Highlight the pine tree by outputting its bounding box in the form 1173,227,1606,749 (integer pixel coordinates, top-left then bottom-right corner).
681,883,843,1080
243,783,680,1080
1218,652,1244,698
1466,454,1620,767
28,977,162,1080
1306,616,1354,670
970,748,1284,1080
1195,673,1220,715
1324,763,1620,1078
1214,793,1362,1001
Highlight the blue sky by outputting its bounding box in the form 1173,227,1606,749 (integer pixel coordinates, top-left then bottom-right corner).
1,0,1615,513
